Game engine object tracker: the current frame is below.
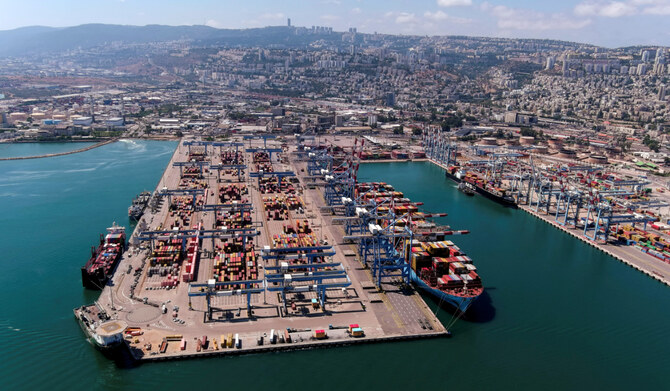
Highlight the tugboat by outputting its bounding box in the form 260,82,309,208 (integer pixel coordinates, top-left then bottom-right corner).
128,191,151,221
458,182,475,196
74,303,127,355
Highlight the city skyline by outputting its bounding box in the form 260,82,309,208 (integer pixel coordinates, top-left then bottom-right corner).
2,0,670,48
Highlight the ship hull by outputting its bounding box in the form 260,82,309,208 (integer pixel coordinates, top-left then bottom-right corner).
445,171,462,183
472,185,517,208
74,310,126,358
410,269,477,313
81,266,113,290
445,171,517,208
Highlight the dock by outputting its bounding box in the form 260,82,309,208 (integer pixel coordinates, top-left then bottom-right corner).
95,137,449,361
518,204,670,285
425,157,670,287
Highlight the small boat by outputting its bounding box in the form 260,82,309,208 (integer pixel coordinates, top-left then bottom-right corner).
458,182,475,196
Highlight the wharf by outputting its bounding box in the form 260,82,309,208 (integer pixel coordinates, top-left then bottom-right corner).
93,138,448,362
518,205,670,286
425,158,670,287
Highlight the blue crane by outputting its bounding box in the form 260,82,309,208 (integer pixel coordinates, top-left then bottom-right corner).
159,188,205,208
243,134,276,148
249,170,296,187
246,147,283,160
261,245,350,310
188,279,265,320
209,164,246,181
583,203,655,242
173,161,209,177
137,227,259,250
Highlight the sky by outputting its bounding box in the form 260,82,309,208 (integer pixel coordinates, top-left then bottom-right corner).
1,0,670,48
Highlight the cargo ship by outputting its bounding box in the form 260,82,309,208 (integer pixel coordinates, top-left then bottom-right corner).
74,303,128,355
355,182,483,313
445,166,516,207
128,191,152,221
81,224,126,290
408,234,483,313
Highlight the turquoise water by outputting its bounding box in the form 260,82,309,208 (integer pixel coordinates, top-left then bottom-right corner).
1,152,668,390
0,142,97,158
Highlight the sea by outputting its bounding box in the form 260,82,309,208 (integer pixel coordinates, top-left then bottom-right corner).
0,142,668,390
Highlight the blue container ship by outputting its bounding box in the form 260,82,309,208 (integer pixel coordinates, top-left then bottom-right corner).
407,235,483,313
355,182,483,313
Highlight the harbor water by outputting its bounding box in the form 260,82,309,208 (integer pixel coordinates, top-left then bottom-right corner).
0,141,96,159
0,148,668,390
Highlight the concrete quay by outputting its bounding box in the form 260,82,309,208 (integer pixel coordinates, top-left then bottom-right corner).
93,137,449,362
518,205,670,286
426,158,670,287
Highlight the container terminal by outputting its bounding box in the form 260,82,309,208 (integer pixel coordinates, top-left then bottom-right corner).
79,135,462,361
422,129,670,285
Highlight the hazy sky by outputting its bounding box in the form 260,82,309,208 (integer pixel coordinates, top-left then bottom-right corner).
2,0,670,47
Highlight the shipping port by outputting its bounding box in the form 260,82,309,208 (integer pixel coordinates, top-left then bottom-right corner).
422,129,670,286
80,135,465,361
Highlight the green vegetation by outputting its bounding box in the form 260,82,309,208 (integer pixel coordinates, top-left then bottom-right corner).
91,130,119,138
157,104,184,115
643,134,660,152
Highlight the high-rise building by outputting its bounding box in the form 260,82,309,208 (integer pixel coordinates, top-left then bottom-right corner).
637,63,648,75
287,18,291,27
656,48,664,63
545,56,555,70
660,85,667,101
642,50,651,62
385,92,395,107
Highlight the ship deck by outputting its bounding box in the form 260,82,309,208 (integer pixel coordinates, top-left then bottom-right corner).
92,137,450,361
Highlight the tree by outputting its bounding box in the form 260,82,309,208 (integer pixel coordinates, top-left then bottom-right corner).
412,128,423,136
175,130,183,138
643,134,660,152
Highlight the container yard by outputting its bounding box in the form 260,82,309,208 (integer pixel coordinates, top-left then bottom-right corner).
88,136,451,362
423,129,670,286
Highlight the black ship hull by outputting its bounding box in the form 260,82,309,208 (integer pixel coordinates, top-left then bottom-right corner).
472,185,517,207
445,171,462,183
81,267,111,290
81,253,122,290
445,170,517,208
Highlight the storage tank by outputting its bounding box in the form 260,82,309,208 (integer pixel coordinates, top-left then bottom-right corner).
534,145,549,154
587,155,608,164
558,148,577,159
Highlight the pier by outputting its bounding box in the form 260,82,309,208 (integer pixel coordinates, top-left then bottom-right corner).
0,138,118,161
425,156,670,287
95,137,449,361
